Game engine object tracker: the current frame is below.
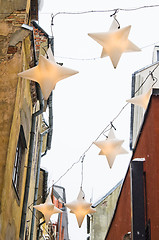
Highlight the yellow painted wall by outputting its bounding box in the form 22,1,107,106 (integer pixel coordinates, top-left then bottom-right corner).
0,1,50,238
0,5,42,240
0,34,39,239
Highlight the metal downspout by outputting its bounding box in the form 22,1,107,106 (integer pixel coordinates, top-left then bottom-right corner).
29,128,49,240
41,92,53,158
30,91,53,240
19,84,44,240
29,37,54,239
41,37,54,157
47,92,53,150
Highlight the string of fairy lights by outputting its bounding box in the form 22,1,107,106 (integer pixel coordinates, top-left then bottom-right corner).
23,4,159,232
28,61,159,234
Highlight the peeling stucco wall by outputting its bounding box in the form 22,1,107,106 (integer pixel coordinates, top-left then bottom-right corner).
0,1,40,239
0,0,50,238
0,0,28,19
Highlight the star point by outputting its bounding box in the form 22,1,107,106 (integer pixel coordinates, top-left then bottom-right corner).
65,188,96,228
33,195,62,224
126,88,152,110
94,128,128,168
18,48,79,100
88,19,141,68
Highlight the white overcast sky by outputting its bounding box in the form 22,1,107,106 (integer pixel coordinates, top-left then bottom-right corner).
39,1,159,239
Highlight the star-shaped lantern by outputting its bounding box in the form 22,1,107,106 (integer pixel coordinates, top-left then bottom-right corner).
33,195,62,224
65,188,96,228
18,47,79,100
126,88,152,110
88,18,141,68
94,128,128,168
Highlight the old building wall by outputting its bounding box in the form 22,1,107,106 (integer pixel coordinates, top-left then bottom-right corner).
0,32,40,239
90,183,122,240
0,1,31,201
0,1,42,239
0,1,52,238
0,0,29,19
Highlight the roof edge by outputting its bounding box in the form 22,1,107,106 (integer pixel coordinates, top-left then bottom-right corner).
92,179,123,208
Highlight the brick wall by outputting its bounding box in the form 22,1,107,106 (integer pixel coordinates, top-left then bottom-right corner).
33,25,48,60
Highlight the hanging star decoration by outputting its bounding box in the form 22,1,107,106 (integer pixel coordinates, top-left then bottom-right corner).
126,88,152,110
18,47,79,100
94,128,128,168
65,188,96,228
33,194,62,224
88,17,141,68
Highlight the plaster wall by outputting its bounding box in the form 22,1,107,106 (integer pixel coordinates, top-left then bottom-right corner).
0,2,41,239
0,0,29,19
90,184,122,240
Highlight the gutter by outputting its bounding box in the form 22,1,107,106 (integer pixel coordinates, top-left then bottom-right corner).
19,83,44,240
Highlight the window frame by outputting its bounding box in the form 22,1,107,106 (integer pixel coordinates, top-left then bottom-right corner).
12,125,26,201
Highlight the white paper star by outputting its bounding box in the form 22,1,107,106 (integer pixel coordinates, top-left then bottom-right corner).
126,88,152,110
88,19,141,68
94,128,128,168
18,49,79,100
65,188,96,227
33,195,62,224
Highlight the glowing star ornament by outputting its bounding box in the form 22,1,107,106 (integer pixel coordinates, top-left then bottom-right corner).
18,48,79,100
88,18,141,68
126,88,152,110
33,195,62,224
65,188,96,228
94,128,128,168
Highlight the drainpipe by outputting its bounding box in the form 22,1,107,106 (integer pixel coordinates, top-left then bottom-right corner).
41,36,54,158
41,92,53,158
30,89,53,239
29,37,54,239
19,83,44,240
47,92,53,150
29,127,50,240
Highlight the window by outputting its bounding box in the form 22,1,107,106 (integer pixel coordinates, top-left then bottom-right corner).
157,50,159,61
12,126,26,200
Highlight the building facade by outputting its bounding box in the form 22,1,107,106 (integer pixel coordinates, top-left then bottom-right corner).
105,47,159,240
51,185,69,240
88,180,123,240
0,0,54,239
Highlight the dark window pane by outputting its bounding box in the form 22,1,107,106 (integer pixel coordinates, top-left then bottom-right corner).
12,127,25,199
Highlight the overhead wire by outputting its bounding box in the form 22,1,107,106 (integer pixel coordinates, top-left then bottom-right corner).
28,61,159,213
50,62,159,186
40,4,159,17
28,3,159,220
